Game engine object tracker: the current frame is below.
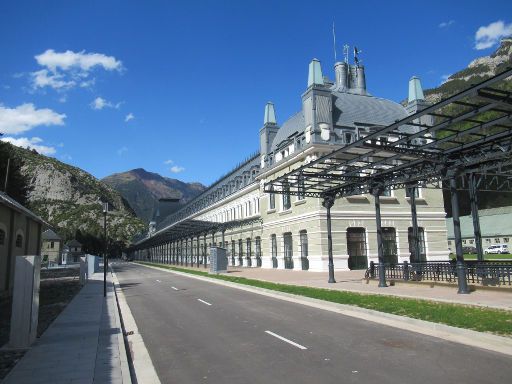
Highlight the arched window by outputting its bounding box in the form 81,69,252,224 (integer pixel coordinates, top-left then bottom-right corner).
269,186,276,210
283,232,293,269
15,234,23,248
0,229,5,245
271,234,278,268
299,230,309,270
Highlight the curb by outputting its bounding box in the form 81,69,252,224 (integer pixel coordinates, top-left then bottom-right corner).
108,273,132,384
138,262,512,357
111,265,161,384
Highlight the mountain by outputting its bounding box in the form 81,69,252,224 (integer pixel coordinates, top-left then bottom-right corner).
422,38,512,216
3,143,145,248
102,168,206,223
424,37,512,103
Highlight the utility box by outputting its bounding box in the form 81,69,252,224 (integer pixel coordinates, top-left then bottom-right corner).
9,255,41,348
80,256,87,285
86,254,98,277
209,247,228,274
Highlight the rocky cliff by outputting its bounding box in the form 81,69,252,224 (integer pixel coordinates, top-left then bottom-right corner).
5,143,145,245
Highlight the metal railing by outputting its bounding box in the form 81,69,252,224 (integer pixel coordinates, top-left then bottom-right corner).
365,261,512,286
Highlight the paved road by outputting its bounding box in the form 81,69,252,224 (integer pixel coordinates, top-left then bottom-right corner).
114,262,512,384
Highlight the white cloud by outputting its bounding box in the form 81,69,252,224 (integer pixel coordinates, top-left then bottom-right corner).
0,103,66,135
117,146,128,156
1,136,56,155
475,20,512,50
439,20,455,28
32,69,75,90
125,112,134,122
90,97,122,110
31,49,123,90
35,49,123,72
164,159,174,165
170,165,185,173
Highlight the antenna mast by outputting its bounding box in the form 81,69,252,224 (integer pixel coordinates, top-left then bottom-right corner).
343,44,349,64
332,22,337,62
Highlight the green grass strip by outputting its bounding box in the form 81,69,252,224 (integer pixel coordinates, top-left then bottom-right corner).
137,261,512,336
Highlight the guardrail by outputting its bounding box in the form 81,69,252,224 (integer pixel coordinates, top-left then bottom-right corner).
365,261,512,287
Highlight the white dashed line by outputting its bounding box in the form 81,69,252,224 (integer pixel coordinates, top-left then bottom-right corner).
171,286,179,291
197,299,212,306
156,279,161,283
265,331,307,350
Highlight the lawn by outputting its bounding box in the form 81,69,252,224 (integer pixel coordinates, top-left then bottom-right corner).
138,261,512,337
463,253,512,260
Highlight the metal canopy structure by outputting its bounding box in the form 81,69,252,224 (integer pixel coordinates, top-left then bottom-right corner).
131,217,261,250
264,67,512,198
264,67,512,292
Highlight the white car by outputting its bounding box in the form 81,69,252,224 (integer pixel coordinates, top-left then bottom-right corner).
484,244,509,254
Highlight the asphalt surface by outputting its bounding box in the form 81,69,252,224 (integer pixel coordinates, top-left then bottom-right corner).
114,262,512,384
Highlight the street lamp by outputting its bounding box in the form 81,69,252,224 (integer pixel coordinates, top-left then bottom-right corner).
103,202,108,297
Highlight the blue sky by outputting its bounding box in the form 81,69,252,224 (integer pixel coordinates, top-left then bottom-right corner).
1,1,511,185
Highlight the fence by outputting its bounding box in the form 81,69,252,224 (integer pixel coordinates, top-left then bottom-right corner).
365,261,512,287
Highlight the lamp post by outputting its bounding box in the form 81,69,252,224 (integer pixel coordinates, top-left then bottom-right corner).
103,202,108,297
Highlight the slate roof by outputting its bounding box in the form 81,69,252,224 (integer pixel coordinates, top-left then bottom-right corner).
42,229,61,241
270,91,408,152
445,207,512,239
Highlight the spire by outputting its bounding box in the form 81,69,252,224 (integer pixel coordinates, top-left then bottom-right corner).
263,102,277,125
408,76,425,103
307,58,324,87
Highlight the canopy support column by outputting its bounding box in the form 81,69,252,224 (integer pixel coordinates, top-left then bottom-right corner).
469,173,483,261
372,186,387,288
450,176,470,294
322,194,336,284
407,185,421,263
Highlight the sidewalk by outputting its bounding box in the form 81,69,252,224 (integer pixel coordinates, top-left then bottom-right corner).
164,263,512,310
3,271,130,384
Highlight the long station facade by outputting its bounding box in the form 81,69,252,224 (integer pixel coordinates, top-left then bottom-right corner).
130,55,450,271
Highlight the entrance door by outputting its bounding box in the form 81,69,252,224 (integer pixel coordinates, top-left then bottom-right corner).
347,228,368,270
382,227,398,264
283,233,294,269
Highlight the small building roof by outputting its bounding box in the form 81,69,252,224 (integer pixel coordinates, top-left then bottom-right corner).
42,228,61,241
66,239,82,247
446,207,512,239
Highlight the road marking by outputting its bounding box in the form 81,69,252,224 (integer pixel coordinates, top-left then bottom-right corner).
156,279,161,283
171,286,179,291
264,331,307,350
197,299,212,306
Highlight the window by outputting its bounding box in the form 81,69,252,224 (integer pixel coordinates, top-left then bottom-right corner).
238,239,244,265
246,238,252,267
269,186,275,210
495,238,500,243
486,238,491,243
0,229,5,245
344,132,353,144
448,240,452,245
298,173,305,200
382,228,398,264
469,239,474,244
462,239,467,244
283,232,293,269
271,234,277,268
299,230,309,270
50,241,55,249
255,237,262,264
282,183,291,210
504,238,509,243
15,234,23,248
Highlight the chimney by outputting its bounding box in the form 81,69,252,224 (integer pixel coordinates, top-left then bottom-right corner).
307,58,324,87
334,61,348,91
355,65,367,95
408,76,425,103
263,102,277,125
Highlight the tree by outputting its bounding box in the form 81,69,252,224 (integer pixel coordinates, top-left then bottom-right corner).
0,137,31,205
